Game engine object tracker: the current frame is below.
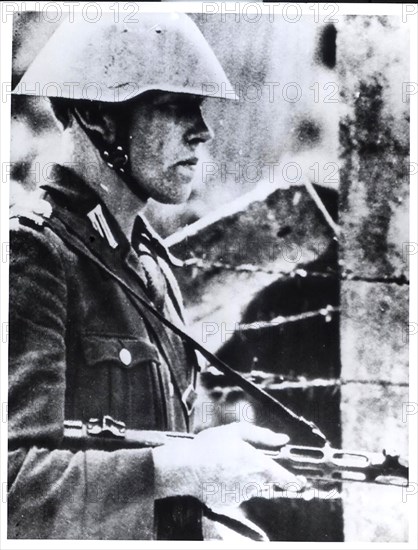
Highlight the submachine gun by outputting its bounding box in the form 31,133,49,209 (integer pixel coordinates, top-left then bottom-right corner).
63,415,408,489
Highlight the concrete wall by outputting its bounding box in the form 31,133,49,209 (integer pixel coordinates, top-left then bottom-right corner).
337,15,409,542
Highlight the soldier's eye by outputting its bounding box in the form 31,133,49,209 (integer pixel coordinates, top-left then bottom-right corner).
152,95,203,117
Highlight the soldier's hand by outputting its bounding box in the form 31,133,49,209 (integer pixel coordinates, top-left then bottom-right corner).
153,422,306,509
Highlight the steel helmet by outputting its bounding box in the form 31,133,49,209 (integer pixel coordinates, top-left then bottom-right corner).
13,12,237,102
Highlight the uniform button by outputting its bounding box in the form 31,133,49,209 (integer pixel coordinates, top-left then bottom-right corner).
119,348,132,366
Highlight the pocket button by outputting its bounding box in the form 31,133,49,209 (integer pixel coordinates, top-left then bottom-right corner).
119,348,132,366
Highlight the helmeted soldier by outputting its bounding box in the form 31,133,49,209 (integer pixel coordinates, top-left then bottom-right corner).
9,12,298,540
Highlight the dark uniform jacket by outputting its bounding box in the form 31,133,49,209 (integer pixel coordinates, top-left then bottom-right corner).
8,166,199,539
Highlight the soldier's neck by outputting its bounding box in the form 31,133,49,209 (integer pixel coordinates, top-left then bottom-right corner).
59,125,146,241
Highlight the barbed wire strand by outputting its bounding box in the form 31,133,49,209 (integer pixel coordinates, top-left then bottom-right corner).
236,305,340,331
183,257,337,279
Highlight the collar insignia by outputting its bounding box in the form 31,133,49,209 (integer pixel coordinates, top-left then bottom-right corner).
87,204,118,249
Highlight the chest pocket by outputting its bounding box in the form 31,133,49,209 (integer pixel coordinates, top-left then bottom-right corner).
82,335,160,369
70,335,169,430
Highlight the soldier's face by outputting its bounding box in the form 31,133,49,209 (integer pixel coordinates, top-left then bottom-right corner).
128,91,213,204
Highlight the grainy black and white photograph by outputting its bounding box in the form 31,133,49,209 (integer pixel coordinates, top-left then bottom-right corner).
1,1,416,545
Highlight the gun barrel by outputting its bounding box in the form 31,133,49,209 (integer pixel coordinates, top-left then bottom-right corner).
265,445,408,486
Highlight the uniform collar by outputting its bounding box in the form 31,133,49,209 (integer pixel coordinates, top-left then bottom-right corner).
132,215,184,268
40,164,183,268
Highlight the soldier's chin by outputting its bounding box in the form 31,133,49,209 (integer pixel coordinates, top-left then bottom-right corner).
153,182,193,205
170,185,193,204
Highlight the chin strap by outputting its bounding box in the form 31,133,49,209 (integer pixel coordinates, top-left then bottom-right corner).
72,106,150,203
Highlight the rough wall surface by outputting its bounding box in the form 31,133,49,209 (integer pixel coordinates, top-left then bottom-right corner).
337,15,409,542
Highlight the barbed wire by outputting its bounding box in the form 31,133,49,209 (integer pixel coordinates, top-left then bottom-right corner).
182,257,338,279
204,368,408,391
237,305,340,331
181,256,408,287
256,377,409,391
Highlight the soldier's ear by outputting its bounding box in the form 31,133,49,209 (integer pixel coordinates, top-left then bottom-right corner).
72,103,117,146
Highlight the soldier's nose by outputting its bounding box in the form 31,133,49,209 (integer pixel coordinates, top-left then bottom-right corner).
186,114,214,146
